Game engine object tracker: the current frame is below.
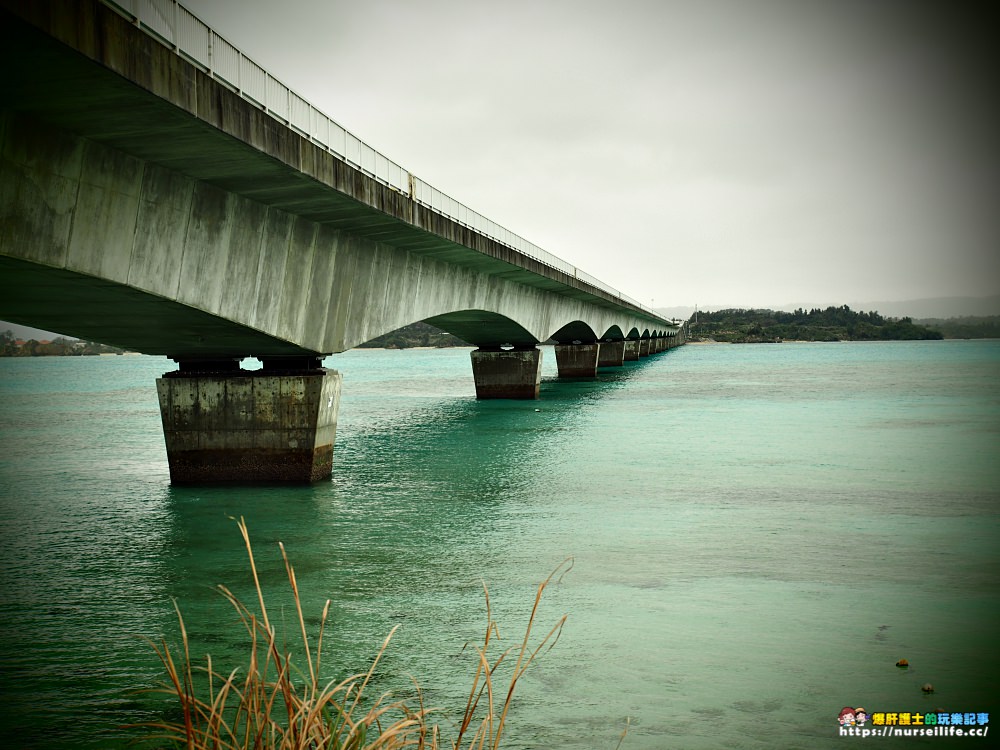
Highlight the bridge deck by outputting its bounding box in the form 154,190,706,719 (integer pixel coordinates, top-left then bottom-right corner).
1,0,658,311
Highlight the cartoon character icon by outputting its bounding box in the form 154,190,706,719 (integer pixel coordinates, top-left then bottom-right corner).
838,707,856,726
854,708,868,726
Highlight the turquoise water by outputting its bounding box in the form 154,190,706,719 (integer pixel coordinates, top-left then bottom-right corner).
0,341,997,748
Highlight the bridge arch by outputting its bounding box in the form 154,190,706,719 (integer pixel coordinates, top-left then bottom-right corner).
599,325,626,341
548,321,599,344
422,310,538,349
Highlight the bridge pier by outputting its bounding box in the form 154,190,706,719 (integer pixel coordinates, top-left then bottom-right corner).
624,340,641,361
597,340,626,367
554,343,600,378
470,347,542,399
156,359,341,484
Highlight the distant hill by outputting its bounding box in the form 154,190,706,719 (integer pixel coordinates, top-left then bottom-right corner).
917,316,1000,339
843,295,1000,319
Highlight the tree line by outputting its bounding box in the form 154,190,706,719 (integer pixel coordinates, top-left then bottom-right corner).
689,306,944,343
1,330,125,356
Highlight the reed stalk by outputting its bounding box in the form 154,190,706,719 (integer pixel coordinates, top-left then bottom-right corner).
133,517,578,749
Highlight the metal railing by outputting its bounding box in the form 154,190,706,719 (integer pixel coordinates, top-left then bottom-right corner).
102,0,655,316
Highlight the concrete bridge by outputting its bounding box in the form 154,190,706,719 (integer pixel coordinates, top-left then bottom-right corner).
0,0,686,483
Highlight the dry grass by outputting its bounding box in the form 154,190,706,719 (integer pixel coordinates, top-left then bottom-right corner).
134,517,575,749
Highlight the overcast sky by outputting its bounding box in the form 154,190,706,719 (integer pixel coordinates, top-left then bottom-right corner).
179,0,998,311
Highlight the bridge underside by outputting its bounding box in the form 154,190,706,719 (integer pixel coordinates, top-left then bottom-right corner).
0,256,317,357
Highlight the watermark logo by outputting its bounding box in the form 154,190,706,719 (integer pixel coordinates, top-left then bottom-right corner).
837,706,990,739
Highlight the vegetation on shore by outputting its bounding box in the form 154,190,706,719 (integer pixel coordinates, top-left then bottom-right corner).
134,518,587,749
689,306,944,343
0,329,125,356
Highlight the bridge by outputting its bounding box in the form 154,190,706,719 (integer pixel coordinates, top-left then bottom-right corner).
0,0,686,483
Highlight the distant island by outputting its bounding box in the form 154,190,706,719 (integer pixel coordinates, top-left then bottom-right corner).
689,306,945,343
356,321,469,349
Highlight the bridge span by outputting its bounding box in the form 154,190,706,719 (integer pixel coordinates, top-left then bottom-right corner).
0,0,686,483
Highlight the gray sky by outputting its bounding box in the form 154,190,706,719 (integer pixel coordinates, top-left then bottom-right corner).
180,0,998,310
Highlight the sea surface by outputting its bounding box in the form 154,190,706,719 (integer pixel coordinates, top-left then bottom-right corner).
0,341,997,748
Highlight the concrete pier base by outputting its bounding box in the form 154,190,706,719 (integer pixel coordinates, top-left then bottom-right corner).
598,340,626,367
639,339,651,357
624,340,641,361
555,343,600,378
156,366,342,484
470,347,542,399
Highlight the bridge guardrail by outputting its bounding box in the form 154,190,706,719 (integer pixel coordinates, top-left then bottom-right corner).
102,0,655,317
